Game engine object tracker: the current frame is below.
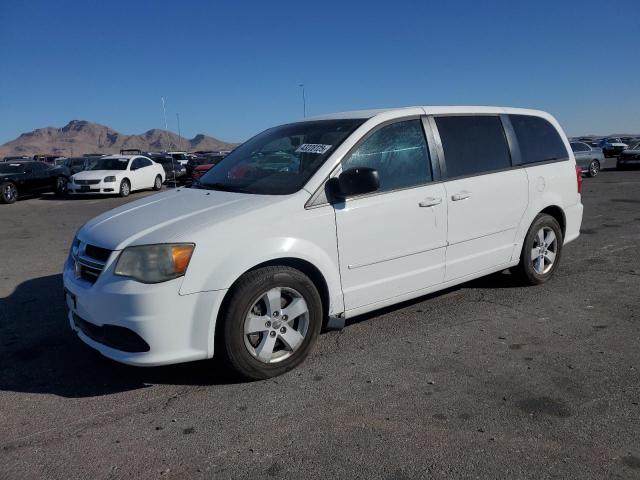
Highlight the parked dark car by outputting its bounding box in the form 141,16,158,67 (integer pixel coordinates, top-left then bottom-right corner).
598,137,628,158
2,155,30,162
61,156,101,175
148,154,188,184
186,153,226,180
0,161,70,204
617,142,640,170
189,154,226,183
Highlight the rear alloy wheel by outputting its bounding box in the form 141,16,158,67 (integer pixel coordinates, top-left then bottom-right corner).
1,182,18,204
512,213,563,285
588,160,600,177
153,175,162,191
119,179,130,197
216,266,322,380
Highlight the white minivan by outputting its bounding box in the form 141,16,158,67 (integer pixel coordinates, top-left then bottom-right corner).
63,106,583,379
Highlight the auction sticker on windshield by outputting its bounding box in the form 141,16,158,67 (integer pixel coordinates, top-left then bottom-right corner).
295,144,332,154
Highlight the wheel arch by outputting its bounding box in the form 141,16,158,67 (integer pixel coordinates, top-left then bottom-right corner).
539,205,566,238
215,257,332,332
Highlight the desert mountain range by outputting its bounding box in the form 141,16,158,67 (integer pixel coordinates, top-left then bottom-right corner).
0,120,237,158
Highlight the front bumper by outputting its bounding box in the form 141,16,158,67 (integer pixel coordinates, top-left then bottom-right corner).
63,254,226,366
68,180,117,194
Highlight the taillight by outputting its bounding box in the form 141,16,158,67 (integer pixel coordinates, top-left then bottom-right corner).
575,165,583,194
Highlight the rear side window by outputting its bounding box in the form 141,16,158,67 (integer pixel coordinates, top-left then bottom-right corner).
435,115,511,178
341,119,432,193
509,115,568,164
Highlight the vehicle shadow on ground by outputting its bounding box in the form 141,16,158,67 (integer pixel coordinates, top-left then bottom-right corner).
1,270,522,398
0,274,242,399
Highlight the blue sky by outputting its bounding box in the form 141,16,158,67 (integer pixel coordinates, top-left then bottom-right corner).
0,0,638,144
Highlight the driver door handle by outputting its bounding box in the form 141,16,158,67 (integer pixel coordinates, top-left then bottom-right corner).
451,191,471,201
419,197,442,207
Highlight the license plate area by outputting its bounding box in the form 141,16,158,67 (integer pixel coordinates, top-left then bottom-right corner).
80,186,90,192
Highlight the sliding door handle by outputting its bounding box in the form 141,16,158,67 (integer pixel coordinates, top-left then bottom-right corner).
451,191,471,201
419,197,442,207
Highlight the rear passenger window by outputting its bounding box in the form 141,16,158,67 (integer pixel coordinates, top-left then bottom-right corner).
509,115,568,164
435,115,511,178
342,119,432,193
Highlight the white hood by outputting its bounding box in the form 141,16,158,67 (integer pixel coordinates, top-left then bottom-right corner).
77,188,284,251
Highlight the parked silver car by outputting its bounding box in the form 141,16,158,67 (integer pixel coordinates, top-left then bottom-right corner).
570,142,605,177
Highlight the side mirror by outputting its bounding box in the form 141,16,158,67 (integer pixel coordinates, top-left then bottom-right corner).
330,167,380,199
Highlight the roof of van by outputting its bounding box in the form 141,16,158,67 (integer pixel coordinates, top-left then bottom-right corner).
305,106,549,121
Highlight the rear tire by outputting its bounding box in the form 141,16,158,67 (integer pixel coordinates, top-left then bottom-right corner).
1,182,18,204
512,214,563,285
215,266,322,380
119,179,130,197
587,160,600,177
153,175,162,191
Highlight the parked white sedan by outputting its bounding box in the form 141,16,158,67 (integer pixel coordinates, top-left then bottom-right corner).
68,155,165,197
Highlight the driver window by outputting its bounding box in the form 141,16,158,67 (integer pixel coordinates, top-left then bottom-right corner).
341,119,432,193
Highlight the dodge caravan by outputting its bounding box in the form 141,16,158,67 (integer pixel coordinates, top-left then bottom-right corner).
63,106,583,379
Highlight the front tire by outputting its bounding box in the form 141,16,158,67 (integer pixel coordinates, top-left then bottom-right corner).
54,176,68,196
588,160,600,177
153,175,162,191
215,266,322,380
119,179,130,197
512,214,563,285
1,182,18,204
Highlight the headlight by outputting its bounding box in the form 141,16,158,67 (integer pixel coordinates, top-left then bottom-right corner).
104,176,116,182
114,244,195,283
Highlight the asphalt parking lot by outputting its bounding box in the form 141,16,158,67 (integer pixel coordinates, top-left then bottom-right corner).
1,169,639,479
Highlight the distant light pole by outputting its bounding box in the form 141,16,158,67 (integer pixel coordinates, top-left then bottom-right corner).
161,96,171,151
161,96,177,188
298,84,306,118
176,113,183,151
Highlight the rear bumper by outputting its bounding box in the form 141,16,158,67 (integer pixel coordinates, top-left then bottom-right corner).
564,202,583,245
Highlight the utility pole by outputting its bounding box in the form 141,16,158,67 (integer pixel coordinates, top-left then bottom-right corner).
161,96,177,188
298,84,306,118
161,96,171,151
176,113,184,152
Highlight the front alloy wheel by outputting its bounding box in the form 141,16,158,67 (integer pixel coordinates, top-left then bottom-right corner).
1,182,18,204
243,287,310,363
216,266,322,380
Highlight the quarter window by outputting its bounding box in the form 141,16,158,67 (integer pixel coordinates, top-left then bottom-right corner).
435,115,511,178
509,115,568,164
341,119,432,193
570,142,589,152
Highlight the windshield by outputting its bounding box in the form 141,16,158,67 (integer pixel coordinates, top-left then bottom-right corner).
198,119,365,194
90,158,129,170
0,163,26,174
171,153,187,160
632,142,640,150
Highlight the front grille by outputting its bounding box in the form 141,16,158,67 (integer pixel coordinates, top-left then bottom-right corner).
74,243,112,284
75,179,101,185
85,244,111,262
73,313,150,353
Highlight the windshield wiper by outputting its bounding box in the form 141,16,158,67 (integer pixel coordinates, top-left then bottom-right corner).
198,182,249,193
